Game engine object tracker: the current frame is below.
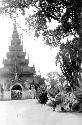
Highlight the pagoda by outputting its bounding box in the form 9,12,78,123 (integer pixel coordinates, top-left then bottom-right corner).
0,23,35,100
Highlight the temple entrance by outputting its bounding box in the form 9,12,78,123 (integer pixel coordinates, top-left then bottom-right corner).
11,84,22,100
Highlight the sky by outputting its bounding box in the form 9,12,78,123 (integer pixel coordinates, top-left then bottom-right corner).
0,13,61,77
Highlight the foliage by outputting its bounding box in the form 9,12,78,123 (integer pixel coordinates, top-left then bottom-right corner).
34,75,48,104
34,75,45,88
55,38,80,90
74,87,82,111
0,0,81,46
1,0,81,47
46,72,59,86
55,90,78,112
25,0,81,46
47,86,59,99
0,0,37,13
47,85,78,112
46,71,66,87
39,0,81,33
1,0,82,106
36,84,48,104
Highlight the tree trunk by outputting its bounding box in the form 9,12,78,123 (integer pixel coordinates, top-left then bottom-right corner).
76,1,82,110
78,1,82,87
78,1,82,61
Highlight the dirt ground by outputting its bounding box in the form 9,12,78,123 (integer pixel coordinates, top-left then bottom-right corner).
0,99,82,125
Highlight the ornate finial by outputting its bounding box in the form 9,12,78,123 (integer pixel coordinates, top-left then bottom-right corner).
14,15,16,25
12,18,21,45
15,60,18,80
13,16,16,29
15,61,17,74
13,21,17,32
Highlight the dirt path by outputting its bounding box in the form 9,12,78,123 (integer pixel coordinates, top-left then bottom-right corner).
0,99,82,125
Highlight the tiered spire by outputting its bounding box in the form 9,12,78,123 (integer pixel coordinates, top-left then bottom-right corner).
3,23,28,72
11,23,21,45
2,21,35,78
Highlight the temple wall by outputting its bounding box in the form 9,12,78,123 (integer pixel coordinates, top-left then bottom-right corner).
0,89,37,100
3,91,11,101
0,90,32,101
0,82,36,100
0,77,9,91
22,90,32,99
0,92,3,100
0,77,5,87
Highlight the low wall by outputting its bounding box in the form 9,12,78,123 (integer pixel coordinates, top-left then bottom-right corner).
0,90,36,101
0,92,3,100
22,90,32,99
3,91,11,101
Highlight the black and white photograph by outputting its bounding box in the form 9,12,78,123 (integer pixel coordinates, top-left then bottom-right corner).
0,0,82,125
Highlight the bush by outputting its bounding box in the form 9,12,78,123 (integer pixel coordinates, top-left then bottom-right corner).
38,92,48,104
48,87,59,98
55,94,63,105
36,86,48,104
72,102,79,112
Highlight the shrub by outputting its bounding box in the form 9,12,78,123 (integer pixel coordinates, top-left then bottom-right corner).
36,85,48,104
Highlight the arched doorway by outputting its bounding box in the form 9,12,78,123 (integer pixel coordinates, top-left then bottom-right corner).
11,84,22,100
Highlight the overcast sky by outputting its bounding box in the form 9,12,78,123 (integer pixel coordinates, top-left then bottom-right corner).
0,13,61,77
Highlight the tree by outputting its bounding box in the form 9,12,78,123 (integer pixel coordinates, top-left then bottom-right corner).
46,72,67,99
34,75,48,104
46,72,59,86
46,71,66,87
0,1,81,43
38,0,82,90
1,0,82,90
56,38,80,90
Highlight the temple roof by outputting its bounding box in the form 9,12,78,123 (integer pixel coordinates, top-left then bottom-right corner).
11,24,21,45
0,66,35,77
6,51,26,59
0,23,35,78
